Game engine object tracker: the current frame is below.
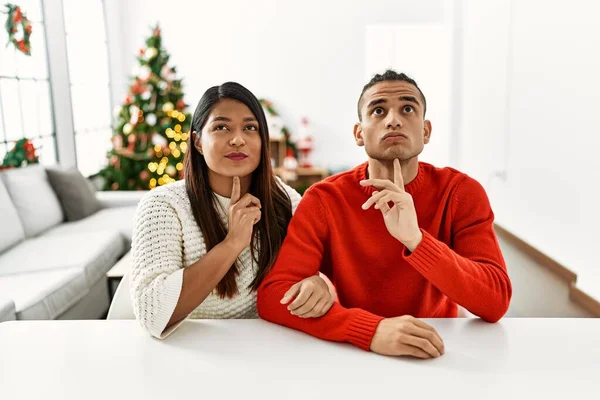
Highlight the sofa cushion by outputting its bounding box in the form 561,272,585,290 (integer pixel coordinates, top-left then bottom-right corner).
46,167,102,222
0,230,125,287
0,177,25,253
45,207,137,249
0,267,88,320
0,298,16,322
0,164,64,237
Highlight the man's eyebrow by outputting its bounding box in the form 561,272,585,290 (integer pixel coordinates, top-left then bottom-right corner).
366,98,387,109
399,96,420,105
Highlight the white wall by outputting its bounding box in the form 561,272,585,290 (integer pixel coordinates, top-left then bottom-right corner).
106,0,446,171
459,0,600,297
365,20,453,167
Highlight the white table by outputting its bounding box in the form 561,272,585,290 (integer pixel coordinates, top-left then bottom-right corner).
106,251,131,299
0,318,599,400
106,251,132,280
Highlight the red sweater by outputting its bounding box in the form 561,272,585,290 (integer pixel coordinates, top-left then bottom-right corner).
257,162,512,351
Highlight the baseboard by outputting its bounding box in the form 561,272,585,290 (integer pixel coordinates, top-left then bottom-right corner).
494,223,600,317
569,283,600,317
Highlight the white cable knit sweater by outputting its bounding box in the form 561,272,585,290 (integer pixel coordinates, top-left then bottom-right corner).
130,178,301,339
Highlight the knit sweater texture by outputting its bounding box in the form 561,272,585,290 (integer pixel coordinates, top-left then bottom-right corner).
131,179,301,338
257,162,512,351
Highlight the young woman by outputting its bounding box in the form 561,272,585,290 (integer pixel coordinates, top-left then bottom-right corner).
130,82,333,338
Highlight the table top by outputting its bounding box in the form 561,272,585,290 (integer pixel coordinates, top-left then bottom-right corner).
1,318,599,400
106,250,131,279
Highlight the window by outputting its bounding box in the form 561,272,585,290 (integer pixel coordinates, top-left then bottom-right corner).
63,0,112,177
0,0,55,165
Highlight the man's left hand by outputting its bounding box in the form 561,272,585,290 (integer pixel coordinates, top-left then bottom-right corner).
280,275,335,318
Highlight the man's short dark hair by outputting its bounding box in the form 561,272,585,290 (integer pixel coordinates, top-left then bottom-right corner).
357,70,427,121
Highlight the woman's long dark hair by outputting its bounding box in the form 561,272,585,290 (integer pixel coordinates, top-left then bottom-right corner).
184,82,293,298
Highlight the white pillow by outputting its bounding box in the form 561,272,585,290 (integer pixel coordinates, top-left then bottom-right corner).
0,177,25,252
0,165,64,237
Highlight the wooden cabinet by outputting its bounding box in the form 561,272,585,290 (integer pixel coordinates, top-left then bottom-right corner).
269,138,328,194
269,137,287,169
273,167,329,194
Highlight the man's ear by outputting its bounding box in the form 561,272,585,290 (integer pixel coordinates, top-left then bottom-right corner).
353,123,364,147
423,120,432,144
192,131,203,154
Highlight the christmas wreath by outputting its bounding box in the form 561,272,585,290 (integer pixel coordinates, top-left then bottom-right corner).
3,3,32,55
1,138,39,169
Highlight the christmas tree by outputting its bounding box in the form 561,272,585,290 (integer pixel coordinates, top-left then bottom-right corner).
100,24,191,190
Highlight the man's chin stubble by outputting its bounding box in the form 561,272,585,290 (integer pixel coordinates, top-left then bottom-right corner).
367,149,411,162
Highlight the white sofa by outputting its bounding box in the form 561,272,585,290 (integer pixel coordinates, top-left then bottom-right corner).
0,165,146,321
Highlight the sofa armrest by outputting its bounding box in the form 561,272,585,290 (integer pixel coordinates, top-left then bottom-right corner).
0,298,16,322
95,191,149,209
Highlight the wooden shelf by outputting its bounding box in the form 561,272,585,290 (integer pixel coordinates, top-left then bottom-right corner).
269,138,328,193
273,167,328,178
269,137,286,169
273,167,329,194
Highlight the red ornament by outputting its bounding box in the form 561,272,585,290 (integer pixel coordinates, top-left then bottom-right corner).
112,135,123,150
131,79,145,95
16,40,27,53
124,95,132,105
127,134,136,151
176,99,185,110
13,7,21,23
139,48,145,56
296,117,314,168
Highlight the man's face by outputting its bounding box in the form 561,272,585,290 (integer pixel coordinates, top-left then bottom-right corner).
354,81,431,162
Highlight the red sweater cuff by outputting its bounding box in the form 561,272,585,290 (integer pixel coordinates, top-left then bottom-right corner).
403,229,446,275
346,309,384,351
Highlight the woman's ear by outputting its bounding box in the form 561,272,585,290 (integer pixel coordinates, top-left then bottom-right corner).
192,131,203,154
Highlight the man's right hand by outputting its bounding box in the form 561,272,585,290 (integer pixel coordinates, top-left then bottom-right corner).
370,315,445,359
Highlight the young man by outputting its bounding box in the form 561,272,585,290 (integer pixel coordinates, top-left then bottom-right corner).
257,70,512,359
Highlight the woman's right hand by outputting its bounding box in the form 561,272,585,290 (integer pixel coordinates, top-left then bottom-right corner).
224,176,261,251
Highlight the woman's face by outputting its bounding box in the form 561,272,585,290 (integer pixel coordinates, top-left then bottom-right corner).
194,98,262,179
